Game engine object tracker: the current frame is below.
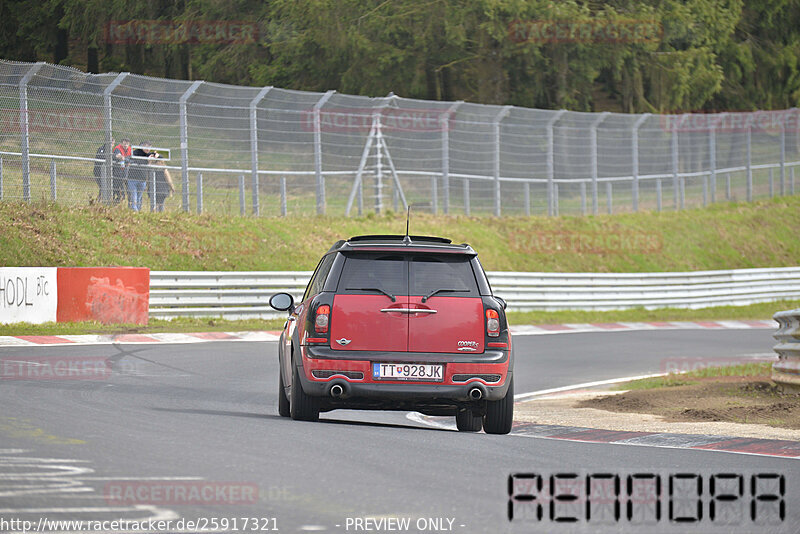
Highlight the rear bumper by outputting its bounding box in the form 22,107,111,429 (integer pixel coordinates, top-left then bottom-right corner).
297,345,512,402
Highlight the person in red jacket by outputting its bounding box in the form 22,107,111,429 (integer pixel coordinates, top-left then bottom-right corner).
111,138,131,204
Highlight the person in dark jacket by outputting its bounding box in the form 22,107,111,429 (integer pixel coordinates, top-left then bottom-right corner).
146,151,174,212
128,141,151,211
111,138,131,204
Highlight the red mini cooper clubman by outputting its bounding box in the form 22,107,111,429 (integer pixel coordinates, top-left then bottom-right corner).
269,235,514,434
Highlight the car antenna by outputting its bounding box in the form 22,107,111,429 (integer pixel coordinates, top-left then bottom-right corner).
403,206,411,244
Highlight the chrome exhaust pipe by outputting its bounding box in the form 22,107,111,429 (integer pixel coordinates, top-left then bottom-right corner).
330,384,344,398
468,387,483,400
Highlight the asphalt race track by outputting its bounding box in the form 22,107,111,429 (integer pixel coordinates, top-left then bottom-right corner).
0,328,796,533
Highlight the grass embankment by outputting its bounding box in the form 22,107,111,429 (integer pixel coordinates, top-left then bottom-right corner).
0,196,798,334
582,363,800,430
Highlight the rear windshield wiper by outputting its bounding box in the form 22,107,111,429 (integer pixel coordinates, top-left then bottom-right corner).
346,286,396,302
422,287,469,302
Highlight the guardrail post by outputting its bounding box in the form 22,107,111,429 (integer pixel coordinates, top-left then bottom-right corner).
746,120,753,202
102,72,128,204
772,309,800,392
523,182,530,216
280,175,287,216
249,86,272,216
179,80,203,213
49,159,56,201
493,105,512,217
463,178,470,215
239,174,245,216
546,110,566,216
19,62,44,203
580,181,586,215
441,101,462,215
196,172,203,214
313,90,335,215
590,111,610,215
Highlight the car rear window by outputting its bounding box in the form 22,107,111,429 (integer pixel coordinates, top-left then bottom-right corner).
336,253,478,297
409,255,478,297
337,253,407,296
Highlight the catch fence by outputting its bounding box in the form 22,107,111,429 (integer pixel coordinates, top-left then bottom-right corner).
1,60,798,217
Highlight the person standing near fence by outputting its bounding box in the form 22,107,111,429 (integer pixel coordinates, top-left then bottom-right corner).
112,138,131,204
128,141,151,212
147,150,174,212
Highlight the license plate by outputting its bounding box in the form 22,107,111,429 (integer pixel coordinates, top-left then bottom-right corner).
372,363,443,381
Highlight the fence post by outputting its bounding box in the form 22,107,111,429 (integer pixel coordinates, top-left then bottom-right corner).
19,62,43,203
656,178,662,211
249,86,272,216
590,111,610,215
358,174,363,215
493,106,512,217
726,173,731,200
792,168,796,195
709,113,724,204
769,168,774,198
313,90,335,215
441,101,462,215
523,182,530,216
463,179,470,215
546,110,566,216
179,80,203,213
102,72,128,205
631,113,649,212
779,112,787,195
431,174,438,214
49,159,56,201
702,175,708,206
239,174,245,216
671,114,685,210
580,181,586,215
0,156,3,200
149,170,156,212
280,175,287,216
746,120,753,202
553,183,559,216
196,172,203,214
606,181,612,214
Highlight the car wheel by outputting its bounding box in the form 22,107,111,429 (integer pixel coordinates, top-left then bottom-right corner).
290,361,320,422
278,369,290,418
455,408,483,432
483,377,513,435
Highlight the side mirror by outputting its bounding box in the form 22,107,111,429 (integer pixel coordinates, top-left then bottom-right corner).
494,296,507,310
269,292,295,313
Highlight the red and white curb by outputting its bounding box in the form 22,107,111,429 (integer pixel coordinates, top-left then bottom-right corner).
0,331,281,347
510,319,775,336
0,320,776,347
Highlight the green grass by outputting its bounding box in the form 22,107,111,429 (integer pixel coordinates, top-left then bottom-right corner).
616,362,774,390
2,195,800,272
0,317,286,336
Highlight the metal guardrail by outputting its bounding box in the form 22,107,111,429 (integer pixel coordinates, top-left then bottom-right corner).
149,267,800,319
772,309,800,391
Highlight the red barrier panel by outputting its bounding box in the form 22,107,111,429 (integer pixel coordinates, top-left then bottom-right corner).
57,268,150,325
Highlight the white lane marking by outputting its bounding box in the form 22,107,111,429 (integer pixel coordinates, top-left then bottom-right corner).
0,449,31,454
513,374,666,403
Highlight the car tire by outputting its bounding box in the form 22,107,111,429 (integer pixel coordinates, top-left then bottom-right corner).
278,369,290,418
290,361,319,422
455,408,483,432
483,377,513,435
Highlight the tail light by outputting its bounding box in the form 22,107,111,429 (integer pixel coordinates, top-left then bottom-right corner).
315,305,330,334
486,309,500,337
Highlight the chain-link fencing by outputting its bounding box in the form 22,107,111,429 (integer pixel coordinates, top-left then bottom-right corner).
1,60,798,217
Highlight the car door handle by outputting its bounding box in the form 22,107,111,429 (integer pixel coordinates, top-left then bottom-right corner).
380,308,437,314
